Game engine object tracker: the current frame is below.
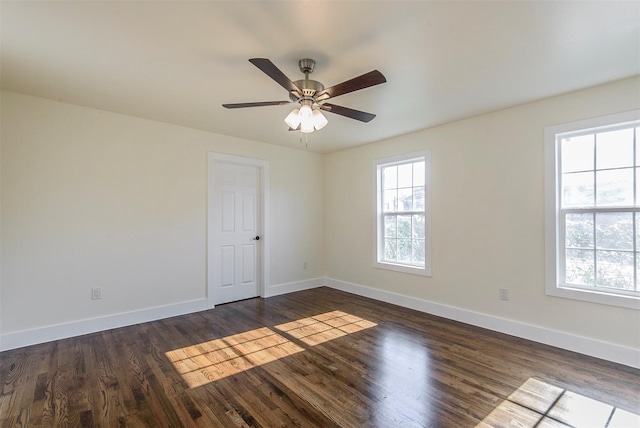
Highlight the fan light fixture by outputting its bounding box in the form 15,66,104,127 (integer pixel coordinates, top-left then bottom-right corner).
284,101,328,133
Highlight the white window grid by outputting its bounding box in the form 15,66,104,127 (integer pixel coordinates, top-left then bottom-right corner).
381,161,426,267
374,151,431,277
557,123,639,298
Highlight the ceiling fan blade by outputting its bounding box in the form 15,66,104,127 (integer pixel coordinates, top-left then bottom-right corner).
316,70,386,100
223,101,291,109
320,103,376,122
249,58,302,95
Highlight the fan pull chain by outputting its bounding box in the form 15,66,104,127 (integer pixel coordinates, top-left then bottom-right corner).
298,131,309,149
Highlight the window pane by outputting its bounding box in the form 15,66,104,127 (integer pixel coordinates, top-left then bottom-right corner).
637,167,639,205
413,161,425,186
412,214,425,239
562,171,594,207
384,215,396,238
561,134,594,173
398,163,412,188
383,189,397,212
551,118,640,303
596,250,634,290
397,215,411,238
398,188,413,211
565,213,594,249
413,186,425,210
412,240,425,264
398,239,412,262
596,168,634,206
383,165,397,190
384,239,397,261
565,249,594,285
595,212,633,250
596,128,634,169
636,127,640,166
637,212,640,251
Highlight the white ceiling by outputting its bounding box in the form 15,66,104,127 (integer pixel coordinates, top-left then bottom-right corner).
2,1,639,153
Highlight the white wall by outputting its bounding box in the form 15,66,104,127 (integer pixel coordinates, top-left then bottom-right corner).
324,76,640,351
0,91,324,340
3,77,640,364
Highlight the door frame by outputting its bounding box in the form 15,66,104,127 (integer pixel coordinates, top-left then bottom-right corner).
207,152,270,308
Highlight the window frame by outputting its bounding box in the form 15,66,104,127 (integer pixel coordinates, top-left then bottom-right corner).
545,110,640,310
374,151,432,277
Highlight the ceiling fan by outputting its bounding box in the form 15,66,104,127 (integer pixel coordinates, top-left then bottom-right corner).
223,58,387,133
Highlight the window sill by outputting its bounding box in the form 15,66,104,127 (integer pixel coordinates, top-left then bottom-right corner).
546,284,640,310
374,261,432,277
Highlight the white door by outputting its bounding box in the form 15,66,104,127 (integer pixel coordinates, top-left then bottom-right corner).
210,160,261,305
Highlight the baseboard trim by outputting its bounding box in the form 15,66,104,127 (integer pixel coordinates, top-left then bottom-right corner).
264,277,325,298
0,298,209,352
0,278,326,352
325,278,640,369
4,278,637,369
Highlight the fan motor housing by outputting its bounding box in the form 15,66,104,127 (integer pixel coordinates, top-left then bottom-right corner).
290,79,324,101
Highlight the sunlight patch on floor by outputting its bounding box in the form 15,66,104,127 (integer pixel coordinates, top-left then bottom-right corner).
476,377,640,428
166,311,377,388
274,310,377,346
165,327,303,388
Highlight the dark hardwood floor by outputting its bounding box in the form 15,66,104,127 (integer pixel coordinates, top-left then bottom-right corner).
1,287,639,427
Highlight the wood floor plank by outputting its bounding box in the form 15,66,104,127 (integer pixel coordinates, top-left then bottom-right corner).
1,287,638,427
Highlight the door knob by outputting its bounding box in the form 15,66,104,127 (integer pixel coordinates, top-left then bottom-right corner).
252,236,260,241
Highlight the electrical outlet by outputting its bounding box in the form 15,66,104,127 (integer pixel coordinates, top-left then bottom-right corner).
499,288,509,301
92,287,102,300
303,261,308,270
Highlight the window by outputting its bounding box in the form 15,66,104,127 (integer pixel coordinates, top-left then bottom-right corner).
375,151,431,276
545,110,640,309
